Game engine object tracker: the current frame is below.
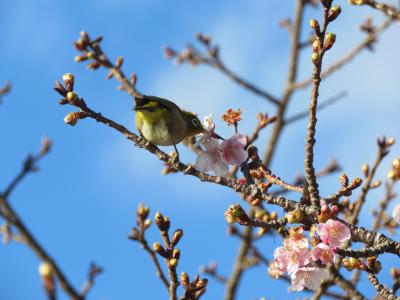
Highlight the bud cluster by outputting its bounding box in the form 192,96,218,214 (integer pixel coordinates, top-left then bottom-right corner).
163,32,219,66
224,204,251,225
180,273,208,299
309,3,341,64
53,74,91,127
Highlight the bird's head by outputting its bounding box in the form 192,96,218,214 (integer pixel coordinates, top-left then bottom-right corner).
182,111,205,137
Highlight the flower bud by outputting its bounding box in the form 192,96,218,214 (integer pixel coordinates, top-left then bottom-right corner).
87,51,95,59
387,138,396,146
312,40,320,52
172,248,180,259
328,5,342,22
348,177,363,190
181,272,190,287
362,164,369,177
370,180,381,189
64,112,79,126
224,204,250,225
39,262,55,298
75,54,88,62
196,278,208,289
129,227,139,240
153,242,162,252
40,137,52,155
390,268,400,279
311,52,320,64
286,210,304,224
155,212,164,226
340,174,349,187
39,262,53,278
64,111,87,126
348,0,366,5
74,39,87,51
62,73,75,91
169,258,178,268
66,91,78,102
257,227,268,236
80,31,90,44
153,242,168,258
171,229,183,247
116,56,124,68
393,158,400,170
324,32,336,50
137,204,150,220
87,60,101,70
163,47,177,59
310,19,320,34
143,219,152,229
342,257,362,270
388,170,397,180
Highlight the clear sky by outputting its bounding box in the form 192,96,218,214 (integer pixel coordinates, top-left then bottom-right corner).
1,0,400,299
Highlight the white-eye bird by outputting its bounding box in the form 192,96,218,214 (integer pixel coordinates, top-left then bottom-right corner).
134,95,205,156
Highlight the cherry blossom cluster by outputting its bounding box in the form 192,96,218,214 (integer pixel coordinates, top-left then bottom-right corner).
268,219,351,292
195,111,248,176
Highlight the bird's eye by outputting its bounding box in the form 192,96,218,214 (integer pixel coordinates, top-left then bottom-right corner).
192,118,199,127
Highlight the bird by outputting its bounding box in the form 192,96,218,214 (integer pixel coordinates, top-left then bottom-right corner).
134,95,205,159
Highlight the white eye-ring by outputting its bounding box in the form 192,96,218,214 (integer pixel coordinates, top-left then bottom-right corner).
192,118,199,127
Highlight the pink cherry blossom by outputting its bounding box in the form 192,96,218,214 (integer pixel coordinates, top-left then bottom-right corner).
311,243,335,264
198,113,216,144
317,219,351,248
203,113,215,131
285,248,311,274
392,204,400,224
194,139,229,176
221,134,248,165
289,266,329,291
268,260,285,279
284,227,309,252
272,240,310,275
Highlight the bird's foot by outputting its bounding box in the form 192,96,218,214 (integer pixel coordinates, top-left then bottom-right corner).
169,152,180,165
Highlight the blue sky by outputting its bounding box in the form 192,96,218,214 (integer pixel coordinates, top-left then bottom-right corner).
1,0,400,299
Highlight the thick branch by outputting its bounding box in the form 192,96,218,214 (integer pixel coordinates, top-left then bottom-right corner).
368,273,400,300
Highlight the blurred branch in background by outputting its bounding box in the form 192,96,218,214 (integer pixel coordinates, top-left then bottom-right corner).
0,82,11,104
0,135,101,300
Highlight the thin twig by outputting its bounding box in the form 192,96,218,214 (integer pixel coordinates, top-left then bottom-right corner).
351,181,397,284
349,141,388,225
80,263,103,297
364,0,400,21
